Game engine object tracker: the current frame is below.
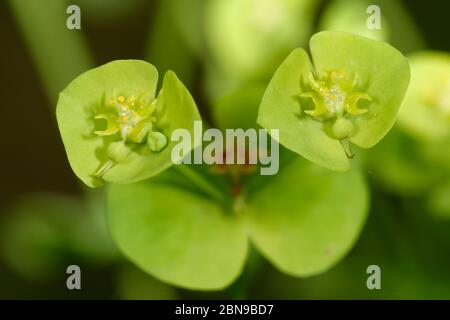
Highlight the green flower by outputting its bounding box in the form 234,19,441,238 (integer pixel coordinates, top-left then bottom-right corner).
258,31,410,171
56,60,201,187
94,95,162,146
300,70,372,144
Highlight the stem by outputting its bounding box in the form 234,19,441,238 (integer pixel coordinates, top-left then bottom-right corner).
9,0,93,105
340,138,355,159
94,160,116,178
174,165,226,203
9,0,94,196
145,0,196,88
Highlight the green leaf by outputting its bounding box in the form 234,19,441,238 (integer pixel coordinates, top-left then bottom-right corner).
57,60,201,187
397,52,450,142
245,158,369,276
258,31,410,171
107,179,248,290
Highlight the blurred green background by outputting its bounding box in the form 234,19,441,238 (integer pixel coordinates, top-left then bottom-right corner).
0,0,449,299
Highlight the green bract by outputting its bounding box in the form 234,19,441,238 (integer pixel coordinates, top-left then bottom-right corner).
258,31,410,171
397,52,450,142
56,60,201,187
108,158,368,290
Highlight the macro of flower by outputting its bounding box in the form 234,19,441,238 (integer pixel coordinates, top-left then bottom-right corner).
2,0,450,302
56,60,201,187
258,31,410,171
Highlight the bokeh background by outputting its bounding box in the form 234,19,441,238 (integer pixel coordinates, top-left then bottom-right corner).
0,0,449,299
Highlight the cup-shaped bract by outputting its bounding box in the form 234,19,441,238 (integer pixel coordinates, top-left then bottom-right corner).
258,31,410,171
397,52,450,142
57,60,201,187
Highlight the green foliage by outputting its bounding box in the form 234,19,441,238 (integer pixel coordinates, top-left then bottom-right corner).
0,193,118,281
51,28,418,291
8,0,93,102
205,0,318,80
428,180,450,218
397,52,450,142
367,52,450,213
366,128,439,195
212,84,265,130
320,0,389,41
117,265,178,300
108,177,248,290
245,157,368,276
108,156,368,289
7,0,450,299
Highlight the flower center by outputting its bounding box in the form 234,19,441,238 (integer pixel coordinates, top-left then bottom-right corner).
301,70,371,120
92,94,168,179
93,94,167,152
299,69,373,158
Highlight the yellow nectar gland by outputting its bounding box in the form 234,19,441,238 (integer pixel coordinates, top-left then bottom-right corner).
92,94,168,179
300,70,372,158
94,94,157,143
301,70,372,122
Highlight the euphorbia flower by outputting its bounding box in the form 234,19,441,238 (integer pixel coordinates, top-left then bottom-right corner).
104,57,369,290
258,31,410,171
56,60,201,187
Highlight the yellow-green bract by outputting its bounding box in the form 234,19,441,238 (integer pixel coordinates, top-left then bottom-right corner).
56,60,201,187
258,31,410,171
